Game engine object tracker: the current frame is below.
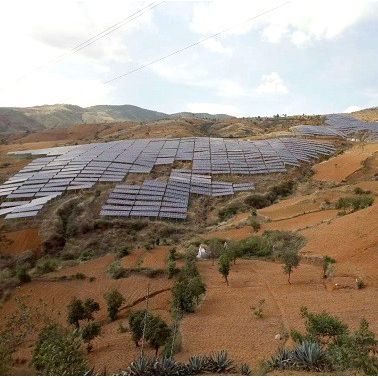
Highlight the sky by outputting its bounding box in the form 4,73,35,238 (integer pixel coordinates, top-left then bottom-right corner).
0,0,377,117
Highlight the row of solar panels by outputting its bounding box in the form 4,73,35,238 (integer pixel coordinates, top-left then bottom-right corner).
1,137,336,219
101,171,256,220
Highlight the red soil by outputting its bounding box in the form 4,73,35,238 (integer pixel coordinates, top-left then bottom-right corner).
313,143,378,182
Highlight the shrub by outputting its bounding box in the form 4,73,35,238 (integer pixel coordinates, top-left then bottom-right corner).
322,256,336,279
67,297,100,328
218,253,231,286
251,299,265,319
270,180,295,198
167,259,176,279
335,195,374,212
81,321,101,352
16,266,31,283
354,187,371,195
104,289,125,321
73,272,86,280
106,261,126,279
249,218,261,232
356,277,365,289
218,201,246,221
128,310,171,355
300,307,348,340
78,250,94,262
281,251,300,284
116,245,131,258
32,322,88,375
244,193,271,209
35,258,58,275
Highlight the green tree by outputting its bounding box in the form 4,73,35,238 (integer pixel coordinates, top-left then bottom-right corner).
322,255,336,279
129,310,147,347
226,240,241,265
81,321,101,352
128,310,171,355
218,253,231,285
32,322,88,375
281,251,300,284
208,238,224,265
145,317,171,356
104,289,125,321
167,258,176,279
67,297,100,328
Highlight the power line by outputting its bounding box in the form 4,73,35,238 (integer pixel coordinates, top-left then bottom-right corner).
13,1,165,83
104,1,291,84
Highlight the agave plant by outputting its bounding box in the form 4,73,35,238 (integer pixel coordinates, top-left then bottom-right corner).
121,356,154,376
291,341,327,371
152,358,189,376
186,355,207,374
268,347,293,370
239,363,252,376
206,350,234,373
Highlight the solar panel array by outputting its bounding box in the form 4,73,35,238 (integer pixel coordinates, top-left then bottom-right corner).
1,137,336,219
325,114,378,141
292,125,347,138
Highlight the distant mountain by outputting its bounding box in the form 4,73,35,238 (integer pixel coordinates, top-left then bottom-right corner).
170,112,235,121
0,104,234,133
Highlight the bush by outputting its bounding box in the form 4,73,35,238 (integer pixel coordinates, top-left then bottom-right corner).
356,277,365,289
78,250,94,262
116,245,131,258
35,258,58,275
270,181,295,198
106,261,126,279
271,308,378,375
251,299,265,319
244,193,272,209
354,187,371,195
281,251,300,284
335,195,374,212
300,307,348,340
16,266,31,283
104,289,125,321
67,297,100,328
218,253,231,285
249,218,261,232
218,201,246,221
322,256,336,279
81,321,101,352
73,272,86,280
167,259,176,279
32,323,88,375
128,310,171,355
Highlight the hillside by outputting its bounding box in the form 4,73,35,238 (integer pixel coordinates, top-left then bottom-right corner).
350,106,378,122
0,104,236,133
0,104,169,132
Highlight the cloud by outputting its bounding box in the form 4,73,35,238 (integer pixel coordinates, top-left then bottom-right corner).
190,0,375,47
0,72,114,108
201,39,232,54
343,105,363,113
187,102,239,115
255,72,288,94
